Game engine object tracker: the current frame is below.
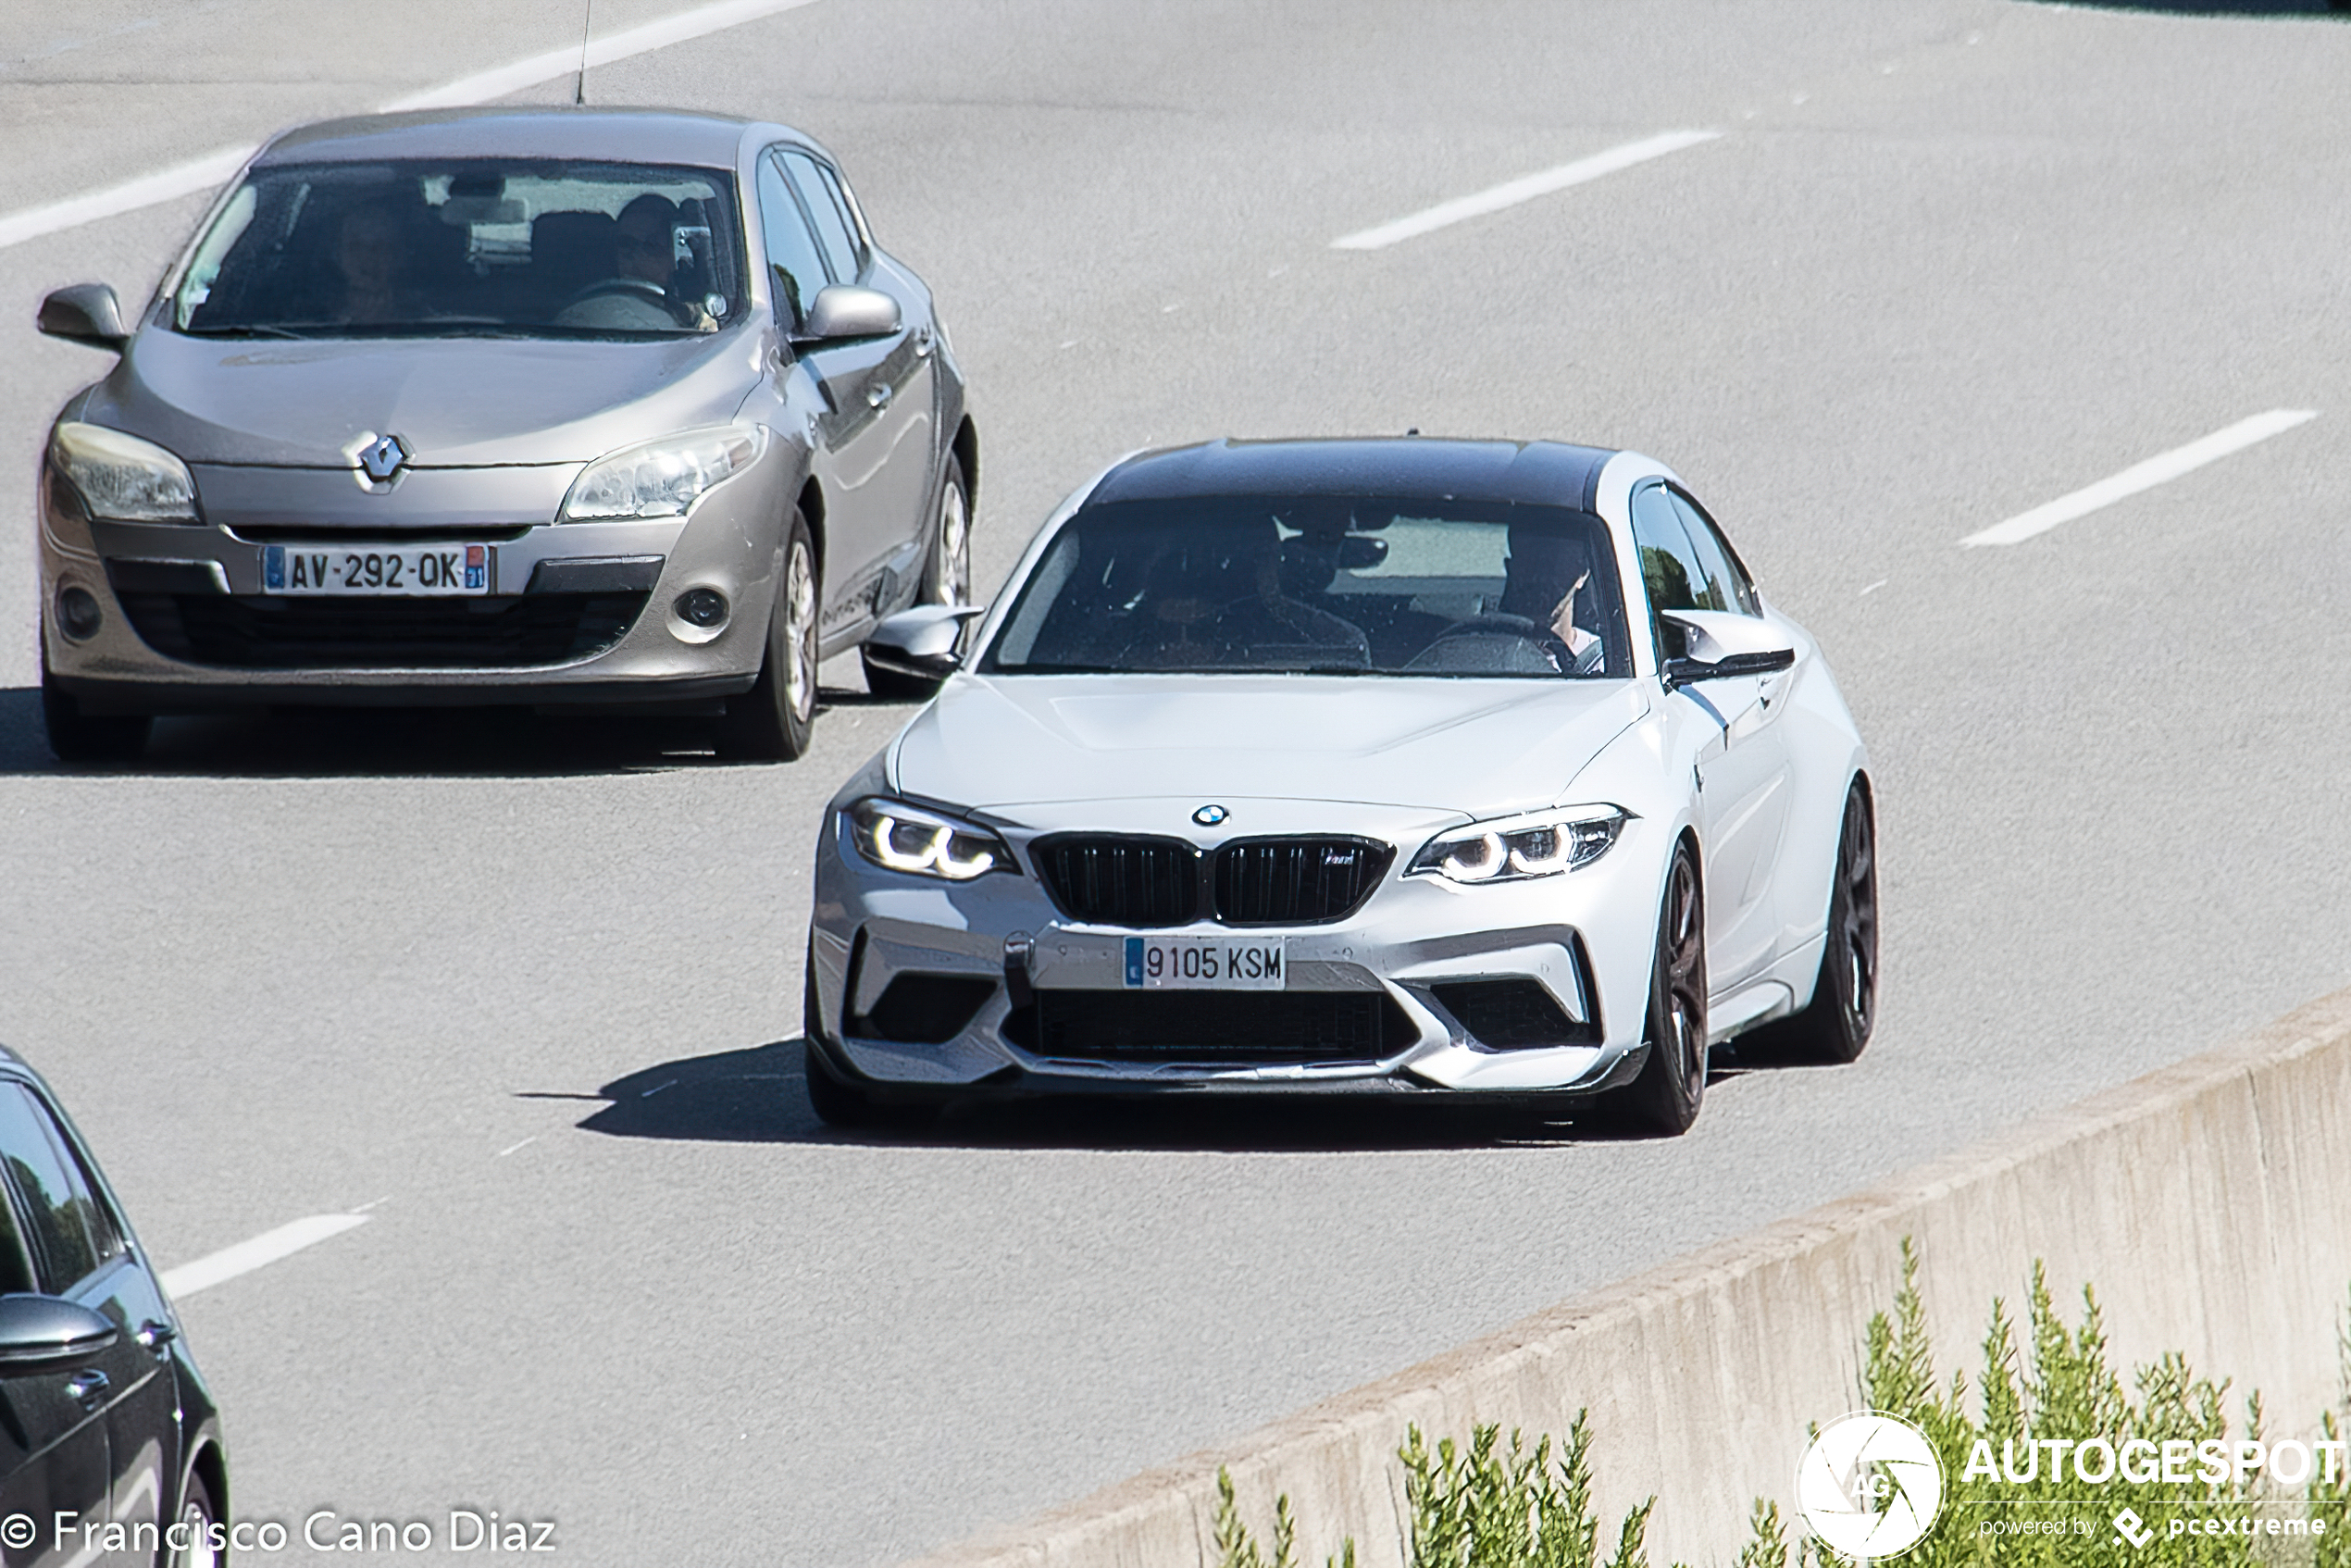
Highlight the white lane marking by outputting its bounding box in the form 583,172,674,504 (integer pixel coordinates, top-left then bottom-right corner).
381,0,825,111
0,0,825,253
158,1213,369,1300
1960,409,2319,547
1330,130,1722,252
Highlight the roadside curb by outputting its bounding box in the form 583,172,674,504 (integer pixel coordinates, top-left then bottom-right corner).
906,986,2351,1566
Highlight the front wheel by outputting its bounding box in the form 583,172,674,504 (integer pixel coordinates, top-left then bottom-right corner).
1603,840,1708,1137
1751,779,1877,1064
168,1473,222,1568
721,511,819,761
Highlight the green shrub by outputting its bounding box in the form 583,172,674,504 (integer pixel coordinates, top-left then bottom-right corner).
1209,1247,2345,1566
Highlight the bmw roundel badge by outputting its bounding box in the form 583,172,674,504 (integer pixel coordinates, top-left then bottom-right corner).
1192,804,1229,827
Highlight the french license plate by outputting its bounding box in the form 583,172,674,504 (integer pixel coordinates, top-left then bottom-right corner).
1123,935,1287,990
263,543,491,596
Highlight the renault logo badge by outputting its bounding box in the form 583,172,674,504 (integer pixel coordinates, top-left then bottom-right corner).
355,433,410,484
1192,804,1228,827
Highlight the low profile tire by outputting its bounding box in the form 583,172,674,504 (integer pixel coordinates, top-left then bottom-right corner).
169,1472,221,1568
1605,840,1709,1137
42,653,149,765
721,510,820,761
861,454,971,703
1750,779,1878,1065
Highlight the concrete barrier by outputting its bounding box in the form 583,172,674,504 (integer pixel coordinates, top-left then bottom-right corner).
906,986,2351,1567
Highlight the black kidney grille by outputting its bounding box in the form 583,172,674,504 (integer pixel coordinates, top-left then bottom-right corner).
1031,836,1202,927
1030,989,1408,1062
117,592,647,670
1032,834,1394,927
1212,838,1392,926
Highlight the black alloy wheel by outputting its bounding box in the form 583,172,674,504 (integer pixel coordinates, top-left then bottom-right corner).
1608,840,1709,1136
862,454,971,703
721,509,819,761
1754,780,1878,1064
41,646,149,765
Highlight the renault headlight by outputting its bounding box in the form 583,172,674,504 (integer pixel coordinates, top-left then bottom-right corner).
48,422,199,523
846,798,1009,882
562,425,762,521
1408,806,1627,885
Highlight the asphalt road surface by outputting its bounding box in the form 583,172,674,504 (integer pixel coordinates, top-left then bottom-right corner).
4,1,2349,1562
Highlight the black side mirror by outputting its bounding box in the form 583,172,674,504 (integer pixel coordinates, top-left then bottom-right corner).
0,1295,119,1375
864,605,985,694
38,284,131,354
799,284,902,344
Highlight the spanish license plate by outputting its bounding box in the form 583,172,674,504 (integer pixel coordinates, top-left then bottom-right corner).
1123,935,1287,990
263,543,491,596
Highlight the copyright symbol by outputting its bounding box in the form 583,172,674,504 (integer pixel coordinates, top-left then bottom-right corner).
1,1515,35,1549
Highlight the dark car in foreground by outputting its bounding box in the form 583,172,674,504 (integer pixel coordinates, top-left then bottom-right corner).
0,1046,225,1566
37,106,977,764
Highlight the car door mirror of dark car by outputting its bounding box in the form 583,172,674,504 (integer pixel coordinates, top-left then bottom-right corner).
1659,608,1797,688
865,604,986,691
38,284,131,354
0,1295,120,1375
798,285,901,344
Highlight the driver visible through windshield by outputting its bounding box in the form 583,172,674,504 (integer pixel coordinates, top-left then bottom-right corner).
982,496,1633,678
171,158,745,340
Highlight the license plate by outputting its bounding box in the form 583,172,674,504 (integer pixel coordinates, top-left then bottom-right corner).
1123,936,1287,990
263,543,491,596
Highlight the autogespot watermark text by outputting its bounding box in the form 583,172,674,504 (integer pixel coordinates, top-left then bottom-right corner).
1960,1435,2346,1489
0,1509,558,1557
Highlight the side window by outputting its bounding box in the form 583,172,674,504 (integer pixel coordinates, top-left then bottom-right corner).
755,152,829,331
778,150,863,284
0,1173,36,1296
1668,490,1760,616
1629,480,1718,627
0,1087,121,1292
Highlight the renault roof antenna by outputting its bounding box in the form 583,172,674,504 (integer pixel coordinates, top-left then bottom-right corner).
573,0,594,106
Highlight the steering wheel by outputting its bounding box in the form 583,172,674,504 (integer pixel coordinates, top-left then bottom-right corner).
1420,612,1575,671
566,278,669,306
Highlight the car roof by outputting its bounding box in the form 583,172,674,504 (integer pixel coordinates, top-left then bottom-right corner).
253,106,767,170
1088,437,1621,513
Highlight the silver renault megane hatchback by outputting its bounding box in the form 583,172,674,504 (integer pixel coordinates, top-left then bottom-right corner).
35,106,976,763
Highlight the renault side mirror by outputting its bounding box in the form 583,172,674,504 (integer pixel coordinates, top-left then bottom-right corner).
800,285,901,343
38,284,131,354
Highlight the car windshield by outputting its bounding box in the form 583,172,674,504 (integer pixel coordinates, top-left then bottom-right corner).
980,495,1634,678
170,159,746,341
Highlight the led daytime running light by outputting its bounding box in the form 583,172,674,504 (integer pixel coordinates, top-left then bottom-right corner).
847,798,1007,882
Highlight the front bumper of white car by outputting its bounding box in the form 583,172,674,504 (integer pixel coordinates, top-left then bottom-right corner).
808,792,1673,1101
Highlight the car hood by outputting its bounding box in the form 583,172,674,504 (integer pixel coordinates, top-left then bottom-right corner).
890,675,1649,817
84,325,765,467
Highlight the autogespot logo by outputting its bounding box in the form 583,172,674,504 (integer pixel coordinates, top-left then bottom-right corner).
1797,1412,1946,1559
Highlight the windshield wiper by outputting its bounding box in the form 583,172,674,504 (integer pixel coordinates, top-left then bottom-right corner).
185,323,325,340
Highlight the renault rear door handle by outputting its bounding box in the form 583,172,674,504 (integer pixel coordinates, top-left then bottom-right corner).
67,1369,109,1406
866,382,892,411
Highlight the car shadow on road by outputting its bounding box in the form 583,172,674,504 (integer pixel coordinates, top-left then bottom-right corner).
556,1038,1755,1151
0,683,913,778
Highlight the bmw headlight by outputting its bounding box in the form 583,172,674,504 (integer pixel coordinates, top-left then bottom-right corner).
1408,806,1628,884
846,798,1009,881
48,421,199,523
561,425,763,521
